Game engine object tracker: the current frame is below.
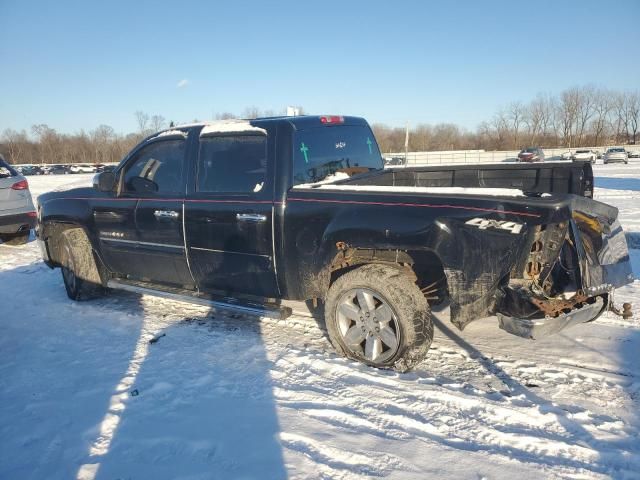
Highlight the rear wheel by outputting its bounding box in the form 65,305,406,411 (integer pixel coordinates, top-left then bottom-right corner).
324,264,433,372
60,229,105,300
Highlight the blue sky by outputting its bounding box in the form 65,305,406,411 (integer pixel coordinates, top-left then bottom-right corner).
1,0,639,135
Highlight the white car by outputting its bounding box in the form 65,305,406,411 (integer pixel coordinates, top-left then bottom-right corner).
0,155,36,245
572,149,596,163
70,164,97,174
603,147,629,164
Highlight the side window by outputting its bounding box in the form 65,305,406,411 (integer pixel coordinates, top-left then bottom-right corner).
123,139,185,194
197,135,267,193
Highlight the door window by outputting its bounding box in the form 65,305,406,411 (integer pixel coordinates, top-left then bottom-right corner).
123,139,185,194
197,135,267,193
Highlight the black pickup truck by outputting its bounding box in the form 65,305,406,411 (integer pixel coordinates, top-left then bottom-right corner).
37,115,633,371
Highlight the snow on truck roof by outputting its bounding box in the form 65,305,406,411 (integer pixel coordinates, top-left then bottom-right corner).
199,120,267,136
149,119,267,140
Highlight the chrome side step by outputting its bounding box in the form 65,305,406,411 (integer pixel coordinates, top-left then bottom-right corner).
107,279,292,320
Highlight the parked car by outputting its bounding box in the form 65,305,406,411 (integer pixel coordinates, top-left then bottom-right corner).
573,149,596,163
48,164,71,175
560,151,574,161
517,147,545,162
37,116,632,372
626,149,639,159
384,156,406,166
603,147,629,164
0,155,36,245
95,164,116,173
70,164,97,174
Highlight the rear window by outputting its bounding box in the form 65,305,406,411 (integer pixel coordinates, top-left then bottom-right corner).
197,135,267,193
292,125,383,185
0,157,18,178
608,148,625,153
576,150,589,153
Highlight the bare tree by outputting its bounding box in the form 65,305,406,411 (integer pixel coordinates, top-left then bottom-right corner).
2,129,28,164
134,110,149,136
613,92,630,144
558,88,580,147
627,91,640,144
574,86,597,145
507,102,525,149
215,112,236,120
242,106,261,119
150,115,166,132
591,89,612,146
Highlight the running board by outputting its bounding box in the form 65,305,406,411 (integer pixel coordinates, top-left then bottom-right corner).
107,279,292,320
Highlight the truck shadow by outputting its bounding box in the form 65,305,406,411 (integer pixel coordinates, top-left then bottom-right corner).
0,253,287,480
0,260,146,480
86,293,287,480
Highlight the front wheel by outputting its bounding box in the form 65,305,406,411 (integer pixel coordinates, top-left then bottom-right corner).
60,229,105,300
324,264,434,372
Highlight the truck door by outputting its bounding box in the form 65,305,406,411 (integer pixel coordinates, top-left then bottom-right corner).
116,134,192,287
184,132,279,298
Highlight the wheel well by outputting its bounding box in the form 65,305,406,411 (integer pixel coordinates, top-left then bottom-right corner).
328,248,448,304
45,223,88,266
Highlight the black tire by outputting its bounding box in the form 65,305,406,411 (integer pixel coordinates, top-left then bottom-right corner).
60,229,105,300
1,232,29,246
324,264,433,372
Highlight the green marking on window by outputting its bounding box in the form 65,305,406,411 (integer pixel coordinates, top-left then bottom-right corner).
300,142,310,163
366,137,372,154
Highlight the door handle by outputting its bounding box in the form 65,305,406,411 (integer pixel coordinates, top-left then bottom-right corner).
154,210,180,219
236,213,267,223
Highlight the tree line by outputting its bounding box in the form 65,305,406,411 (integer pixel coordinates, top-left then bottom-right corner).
374,86,639,153
1,87,638,164
0,107,299,165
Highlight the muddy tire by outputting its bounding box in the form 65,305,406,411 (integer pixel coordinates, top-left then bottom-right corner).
324,264,433,372
60,229,105,300
1,232,29,246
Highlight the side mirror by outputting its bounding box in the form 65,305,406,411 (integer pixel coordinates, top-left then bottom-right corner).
93,171,116,192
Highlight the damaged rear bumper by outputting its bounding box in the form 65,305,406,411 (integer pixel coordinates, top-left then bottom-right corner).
496,297,605,339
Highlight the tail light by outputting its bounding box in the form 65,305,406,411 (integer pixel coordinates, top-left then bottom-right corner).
11,179,29,190
26,211,37,218
320,116,344,124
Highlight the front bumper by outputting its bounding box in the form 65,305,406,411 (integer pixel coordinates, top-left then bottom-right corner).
0,211,36,235
497,297,605,339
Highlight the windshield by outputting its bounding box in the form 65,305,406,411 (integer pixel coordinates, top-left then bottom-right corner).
608,148,625,153
292,125,383,185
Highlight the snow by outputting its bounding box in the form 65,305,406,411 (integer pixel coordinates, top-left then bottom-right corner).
152,129,188,139
1,163,640,479
199,120,267,136
296,183,542,197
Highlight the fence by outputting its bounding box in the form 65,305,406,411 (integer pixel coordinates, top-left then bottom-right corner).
386,146,636,166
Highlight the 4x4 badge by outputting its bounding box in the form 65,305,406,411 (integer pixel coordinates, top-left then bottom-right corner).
465,218,523,234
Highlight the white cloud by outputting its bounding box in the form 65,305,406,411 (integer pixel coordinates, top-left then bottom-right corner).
176,79,189,88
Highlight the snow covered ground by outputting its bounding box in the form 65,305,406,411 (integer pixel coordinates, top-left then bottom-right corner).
1,164,639,480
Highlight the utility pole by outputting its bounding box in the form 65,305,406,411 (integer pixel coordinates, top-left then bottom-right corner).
404,121,410,166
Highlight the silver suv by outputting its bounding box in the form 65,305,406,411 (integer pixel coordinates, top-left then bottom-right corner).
0,155,36,245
